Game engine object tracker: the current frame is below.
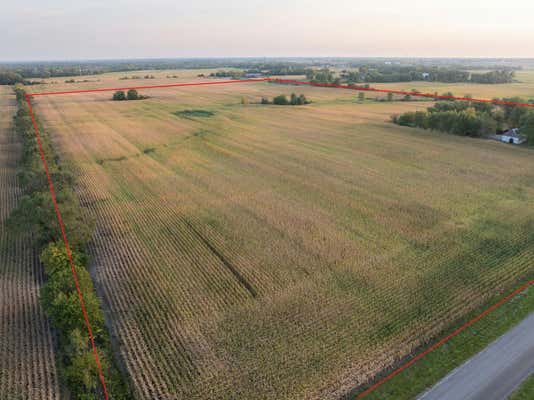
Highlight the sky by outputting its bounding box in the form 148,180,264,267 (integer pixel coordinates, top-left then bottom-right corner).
2,0,534,61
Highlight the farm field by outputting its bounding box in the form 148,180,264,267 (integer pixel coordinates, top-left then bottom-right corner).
374,70,534,100
0,87,60,399
28,77,534,399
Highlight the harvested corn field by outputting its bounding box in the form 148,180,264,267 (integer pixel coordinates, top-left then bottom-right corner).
29,80,534,399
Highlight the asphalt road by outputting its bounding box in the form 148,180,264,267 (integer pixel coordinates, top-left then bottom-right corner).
418,311,534,400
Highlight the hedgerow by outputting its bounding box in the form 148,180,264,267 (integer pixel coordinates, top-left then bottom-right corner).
9,86,131,399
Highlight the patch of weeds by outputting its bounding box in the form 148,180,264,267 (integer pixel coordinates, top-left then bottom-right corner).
96,156,127,165
192,129,212,138
173,109,216,119
143,147,156,154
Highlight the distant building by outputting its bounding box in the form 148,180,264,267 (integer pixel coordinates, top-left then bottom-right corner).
501,128,527,144
244,72,263,78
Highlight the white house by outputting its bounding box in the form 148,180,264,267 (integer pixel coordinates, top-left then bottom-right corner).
501,128,527,145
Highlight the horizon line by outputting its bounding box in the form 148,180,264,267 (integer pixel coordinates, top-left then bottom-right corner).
2,56,534,64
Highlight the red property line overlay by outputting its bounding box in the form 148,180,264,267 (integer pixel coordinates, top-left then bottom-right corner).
356,279,534,398
25,95,110,400
270,78,534,108
24,78,534,399
27,77,534,108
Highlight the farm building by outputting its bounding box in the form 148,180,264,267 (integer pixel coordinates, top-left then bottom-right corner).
501,128,527,144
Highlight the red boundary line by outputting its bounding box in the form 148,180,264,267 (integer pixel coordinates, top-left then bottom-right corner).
25,78,534,399
25,95,110,400
269,78,534,108
27,78,271,97
26,77,534,109
356,279,534,398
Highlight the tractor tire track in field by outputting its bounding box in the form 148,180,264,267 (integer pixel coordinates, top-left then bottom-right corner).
183,219,258,298
29,84,534,400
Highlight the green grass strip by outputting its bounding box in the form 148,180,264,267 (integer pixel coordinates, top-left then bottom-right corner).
509,373,534,400
356,285,534,399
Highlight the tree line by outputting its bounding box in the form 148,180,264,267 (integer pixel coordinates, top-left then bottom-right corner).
306,67,515,85
9,87,131,399
0,59,519,84
392,97,534,143
0,71,45,85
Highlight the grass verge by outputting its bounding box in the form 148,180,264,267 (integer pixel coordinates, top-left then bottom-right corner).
353,283,534,399
509,373,534,400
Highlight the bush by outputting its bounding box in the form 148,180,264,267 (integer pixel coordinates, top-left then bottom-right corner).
272,94,309,106
520,110,534,144
397,112,416,126
273,94,289,105
127,89,139,100
297,94,309,105
9,189,94,250
112,91,126,101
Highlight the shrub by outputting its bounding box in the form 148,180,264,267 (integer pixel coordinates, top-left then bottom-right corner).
297,94,309,105
520,110,534,144
112,91,126,101
270,94,309,106
286,93,310,105
127,89,139,100
397,112,416,126
9,189,94,250
273,94,289,105
40,242,104,338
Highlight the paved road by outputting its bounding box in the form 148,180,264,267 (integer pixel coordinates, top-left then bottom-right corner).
418,311,534,400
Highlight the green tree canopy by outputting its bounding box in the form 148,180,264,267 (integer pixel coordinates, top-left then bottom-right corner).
127,89,139,100
520,110,534,145
273,94,289,105
112,91,126,101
